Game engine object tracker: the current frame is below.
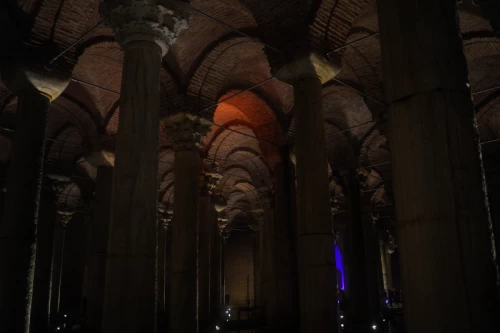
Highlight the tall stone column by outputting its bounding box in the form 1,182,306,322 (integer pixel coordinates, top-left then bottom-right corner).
272,160,299,332
251,209,264,305
31,174,70,333
363,213,382,318
276,54,340,333
0,64,69,333
162,113,211,333
378,1,497,332
344,169,370,332
99,2,188,332
378,239,389,291
48,210,74,323
156,203,172,332
213,198,227,313
209,208,221,318
256,193,280,329
197,177,211,330
85,166,113,333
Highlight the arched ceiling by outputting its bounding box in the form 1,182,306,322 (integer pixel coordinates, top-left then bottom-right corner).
0,0,499,225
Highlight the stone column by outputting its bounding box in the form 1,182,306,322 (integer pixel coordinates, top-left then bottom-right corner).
272,160,299,332
251,209,265,305
257,193,280,329
276,53,340,333
48,210,74,323
30,175,69,333
344,169,370,332
209,208,221,318
99,2,188,332
363,213,382,318
156,203,172,333
198,176,212,330
378,0,497,332
213,198,227,313
85,166,113,333
0,65,69,333
384,243,393,290
162,113,211,333
219,219,230,307
378,239,388,291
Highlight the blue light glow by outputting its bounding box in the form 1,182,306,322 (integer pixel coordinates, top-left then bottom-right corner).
335,244,345,290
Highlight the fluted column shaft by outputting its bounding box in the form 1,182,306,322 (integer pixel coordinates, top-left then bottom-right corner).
163,113,211,333
0,91,50,332
101,41,161,333
378,0,497,332
85,167,113,333
100,2,188,332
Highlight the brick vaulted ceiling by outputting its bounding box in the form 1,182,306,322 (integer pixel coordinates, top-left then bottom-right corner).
1,0,500,226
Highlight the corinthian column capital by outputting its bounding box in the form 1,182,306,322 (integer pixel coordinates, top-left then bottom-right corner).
56,209,75,228
161,113,212,151
100,0,190,56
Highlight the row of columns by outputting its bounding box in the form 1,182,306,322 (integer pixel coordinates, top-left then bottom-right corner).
0,1,498,333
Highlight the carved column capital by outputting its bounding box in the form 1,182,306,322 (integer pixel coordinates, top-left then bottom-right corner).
199,172,222,196
162,113,212,151
56,209,75,228
100,0,190,56
47,174,71,197
157,202,173,230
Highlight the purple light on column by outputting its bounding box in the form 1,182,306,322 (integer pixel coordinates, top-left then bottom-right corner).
335,244,345,290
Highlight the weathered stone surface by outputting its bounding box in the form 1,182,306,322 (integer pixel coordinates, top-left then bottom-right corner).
101,41,162,333
378,0,497,332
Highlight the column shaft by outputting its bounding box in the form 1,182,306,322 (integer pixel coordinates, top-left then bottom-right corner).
273,160,299,332
198,194,211,328
156,225,167,332
31,197,57,333
378,0,497,332
171,149,201,333
345,170,370,332
209,209,220,318
253,230,261,304
48,225,66,321
362,214,382,317
384,247,393,290
0,92,50,332
260,203,277,327
102,41,161,333
294,76,338,332
86,167,113,333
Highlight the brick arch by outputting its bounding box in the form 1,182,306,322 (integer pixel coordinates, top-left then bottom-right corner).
187,36,267,110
